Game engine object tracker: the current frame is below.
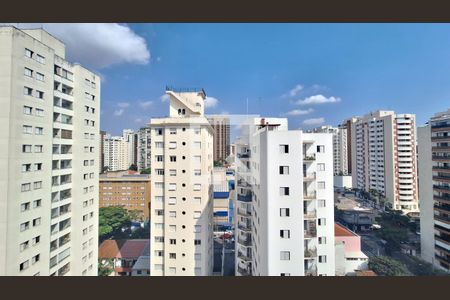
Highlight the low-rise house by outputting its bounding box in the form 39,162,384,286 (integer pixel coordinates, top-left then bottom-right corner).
335,223,369,276
99,239,150,276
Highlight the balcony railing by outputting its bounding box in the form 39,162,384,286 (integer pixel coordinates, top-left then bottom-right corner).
237,208,252,217
433,185,450,192
304,247,317,258
303,154,316,161
432,147,450,152
305,266,318,276
237,251,252,261
237,152,251,159
238,237,252,246
304,228,317,238
303,172,316,181
435,214,450,225
433,176,450,183
304,192,317,200
304,210,317,219
238,193,253,202
237,179,252,187
238,222,252,232
432,155,450,161
431,123,450,130
237,266,251,276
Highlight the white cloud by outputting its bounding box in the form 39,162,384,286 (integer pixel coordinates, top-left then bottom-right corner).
285,108,314,116
113,109,124,116
295,94,341,105
282,84,303,98
5,23,150,69
139,101,153,109
117,102,130,108
303,117,325,126
160,94,170,102
204,97,219,108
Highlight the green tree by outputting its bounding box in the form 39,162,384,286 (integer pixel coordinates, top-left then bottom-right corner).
129,164,138,171
214,160,223,167
99,206,131,240
140,168,151,174
368,256,411,276
98,258,114,276
130,226,150,239
128,209,144,222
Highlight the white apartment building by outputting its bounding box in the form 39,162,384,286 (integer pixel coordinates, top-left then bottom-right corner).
418,109,450,272
150,88,214,276
0,26,99,276
351,111,418,214
312,125,348,175
137,125,151,171
103,129,136,172
235,117,335,276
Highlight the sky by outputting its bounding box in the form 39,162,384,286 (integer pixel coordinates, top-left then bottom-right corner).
10,23,450,136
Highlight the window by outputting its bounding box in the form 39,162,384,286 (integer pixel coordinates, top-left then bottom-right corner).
280,230,290,239
194,169,201,176
279,166,289,175
318,218,326,226
156,155,163,162
33,217,41,227
24,87,33,96
193,211,201,219
318,237,327,245
169,169,176,176
280,251,290,261
317,163,325,171
36,54,45,64
169,142,177,149
23,106,32,115
24,67,33,77
169,211,176,218
317,181,325,189
25,48,33,58
317,145,325,153
155,250,163,257
35,127,43,135
194,225,201,233
22,164,31,172
280,208,290,217
280,273,291,276
195,253,201,261
36,90,44,99
194,128,201,135
280,144,289,153
21,183,31,192
155,142,164,148
20,260,29,271
32,254,40,264
35,108,44,117
279,187,290,196
33,199,41,208
168,183,177,191
169,239,176,245
155,182,164,189
193,155,201,164
318,199,326,207
170,156,176,162
155,237,164,243
193,184,201,191
20,241,29,252
169,128,177,135
36,72,44,81
194,239,201,245
155,128,163,135
35,145,43,153
319,255,327,263
20,221,30,232
23,125,33,134
194,141,201,149
168,197,177,205
156,169,164,175
21,202,30,212
193,197,201,204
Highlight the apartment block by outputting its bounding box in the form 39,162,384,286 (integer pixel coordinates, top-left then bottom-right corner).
341,117,358,175
99,171,151,220
235,117,335,276
137,125,151,171
312,125,348,175
0,26,100,275
103,129,137,172
99,130,106,173
123,129,138,167
207,115,230,164
351,111,418,214
150,88,214,276
418,109,450,272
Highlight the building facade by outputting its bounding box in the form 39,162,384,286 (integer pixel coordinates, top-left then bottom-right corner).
207,115,230,164
99,171,151,220
150,88,214,276
351,111,418,214
103,129,137,172
123,129,137,167
418,109,450,272
0,26,99,275
235,117,335,276
312,125,348,175
137,125,151,171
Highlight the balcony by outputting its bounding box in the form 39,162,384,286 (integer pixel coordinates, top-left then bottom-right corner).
238,192,253,202
433,185,450,193
433,176,450,183
432,155,450,162
431,123,450,131
237,179,252,187
434,195,450,205
435,235,450,246
305,266,318,276
432,135,450,142
237,208,251,217
304,228,317,238
304,192,317,200
238,222,252,232
237,266,251,276
304,209,317,219
238,237,252,247
435,214,450,225
303,154,316,162
304,247,317,258
303,172,316,181
237,152,251,159
237,251,252,262
433,166,450,173
432,146,450,152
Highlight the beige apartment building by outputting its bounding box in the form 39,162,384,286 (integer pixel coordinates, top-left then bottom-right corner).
351,111,418,214
207,115,230,164
150,88,214,276
99,171,151,220
0,26,100,275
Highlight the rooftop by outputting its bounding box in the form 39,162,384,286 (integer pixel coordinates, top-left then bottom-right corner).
99,239,150,259
335,223,357,237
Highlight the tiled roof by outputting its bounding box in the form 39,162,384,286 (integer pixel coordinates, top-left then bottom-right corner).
335,223,356,237
99,239,150,259
355,270,377,276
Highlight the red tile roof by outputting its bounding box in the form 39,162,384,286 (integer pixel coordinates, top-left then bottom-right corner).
355,270,377,276
99,239,149,259
335,223,356,237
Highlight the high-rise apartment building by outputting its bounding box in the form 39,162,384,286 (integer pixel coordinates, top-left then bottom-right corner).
99,130,106,173
235,117,335,276
207,115,230,164
312,125,348,175
351,111,418,214
150,88,214,276
137,125,151,171
418,109,450,272
103,129,137,172
341,117,358,174
0,26,100,275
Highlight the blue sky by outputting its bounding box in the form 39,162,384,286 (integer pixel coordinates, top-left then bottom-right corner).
71,23,450,136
